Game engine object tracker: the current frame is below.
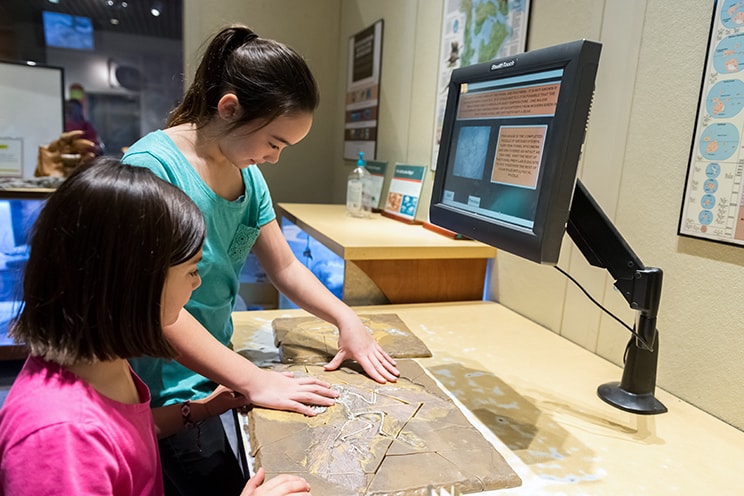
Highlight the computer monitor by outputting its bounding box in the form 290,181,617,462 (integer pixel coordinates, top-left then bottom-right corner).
430,40,668,415
430,39,600,265
42,11,95,51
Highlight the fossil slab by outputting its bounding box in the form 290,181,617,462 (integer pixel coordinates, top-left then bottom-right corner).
272,313,432,364
245,360,521,495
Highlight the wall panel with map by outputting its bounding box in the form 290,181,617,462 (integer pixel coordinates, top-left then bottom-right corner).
431,0,531,169
679,1,744,247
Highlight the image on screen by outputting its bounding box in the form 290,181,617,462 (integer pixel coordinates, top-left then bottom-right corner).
453,126,490,180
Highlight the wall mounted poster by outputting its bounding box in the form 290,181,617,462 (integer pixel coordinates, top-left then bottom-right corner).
679,1,744,247
431,0,531,170
344,20,383,160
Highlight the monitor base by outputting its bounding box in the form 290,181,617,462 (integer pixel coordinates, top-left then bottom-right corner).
597,381,668,415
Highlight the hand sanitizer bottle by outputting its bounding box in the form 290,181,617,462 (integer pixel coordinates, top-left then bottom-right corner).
346,151,371,217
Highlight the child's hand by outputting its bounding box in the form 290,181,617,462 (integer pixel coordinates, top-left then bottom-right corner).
196,385,249,418
240,467,311,496
244,368,337,417
325,317,399,383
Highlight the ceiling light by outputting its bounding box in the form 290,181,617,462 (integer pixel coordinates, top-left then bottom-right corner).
150,3,162,16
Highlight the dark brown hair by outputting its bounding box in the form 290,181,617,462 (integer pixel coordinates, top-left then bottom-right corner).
167,24,320,132
10,157,206,365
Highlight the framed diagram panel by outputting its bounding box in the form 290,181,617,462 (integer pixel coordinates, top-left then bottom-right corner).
679,1,744,247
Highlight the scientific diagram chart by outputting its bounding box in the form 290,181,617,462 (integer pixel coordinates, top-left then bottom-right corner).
680,0,744,246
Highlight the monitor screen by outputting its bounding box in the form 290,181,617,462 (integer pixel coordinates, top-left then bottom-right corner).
430,40,601,264
42,11,94,51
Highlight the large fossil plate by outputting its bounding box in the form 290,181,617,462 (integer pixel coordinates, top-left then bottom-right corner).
245,360,521,495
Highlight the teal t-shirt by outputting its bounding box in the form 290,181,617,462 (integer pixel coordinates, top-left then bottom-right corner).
122,130,275,407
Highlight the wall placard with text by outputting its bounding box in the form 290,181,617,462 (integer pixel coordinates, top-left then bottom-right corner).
344,20,383,160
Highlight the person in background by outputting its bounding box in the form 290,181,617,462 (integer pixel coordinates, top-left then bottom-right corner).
0,158,312,496
64,98,102,154
122,24,399,495
68,82,86,103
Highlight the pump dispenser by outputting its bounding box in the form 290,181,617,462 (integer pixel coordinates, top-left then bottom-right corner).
346,151,371,217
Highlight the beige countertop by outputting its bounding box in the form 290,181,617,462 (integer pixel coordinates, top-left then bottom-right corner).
232,301,743,494
276,203,497,261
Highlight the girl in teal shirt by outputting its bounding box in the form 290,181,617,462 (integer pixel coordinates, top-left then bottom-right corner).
123,25,399,495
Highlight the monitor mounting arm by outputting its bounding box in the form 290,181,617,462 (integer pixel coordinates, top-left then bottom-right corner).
566,179,667,414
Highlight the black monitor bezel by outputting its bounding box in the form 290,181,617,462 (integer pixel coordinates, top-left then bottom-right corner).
430,39,601,264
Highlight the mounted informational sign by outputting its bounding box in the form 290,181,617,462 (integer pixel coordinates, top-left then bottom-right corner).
344,19,383,160
364,159,388,211
432,0,530,170
384,163,427,222
679,1,744,247
0,61,64,178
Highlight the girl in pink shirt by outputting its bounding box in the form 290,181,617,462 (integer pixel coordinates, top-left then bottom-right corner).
0,158,311,496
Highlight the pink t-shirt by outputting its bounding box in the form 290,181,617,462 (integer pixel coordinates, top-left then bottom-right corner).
0,356,164,495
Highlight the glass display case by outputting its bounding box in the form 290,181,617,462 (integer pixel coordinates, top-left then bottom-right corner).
0,188,52,359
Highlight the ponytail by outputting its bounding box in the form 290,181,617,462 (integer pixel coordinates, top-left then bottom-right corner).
167,25,318,130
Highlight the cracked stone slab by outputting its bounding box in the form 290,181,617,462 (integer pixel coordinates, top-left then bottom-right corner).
272,313,432,364
245,360,521,495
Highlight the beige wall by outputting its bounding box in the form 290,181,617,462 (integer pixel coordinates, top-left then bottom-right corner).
184,1,744,431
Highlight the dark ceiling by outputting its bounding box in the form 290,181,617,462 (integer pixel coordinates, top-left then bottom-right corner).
2,0,182,40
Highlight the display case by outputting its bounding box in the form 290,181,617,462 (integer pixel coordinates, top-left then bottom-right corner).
0,186,54,359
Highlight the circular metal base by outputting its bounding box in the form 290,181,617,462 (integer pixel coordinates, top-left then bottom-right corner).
597,382,668,415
